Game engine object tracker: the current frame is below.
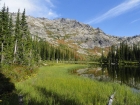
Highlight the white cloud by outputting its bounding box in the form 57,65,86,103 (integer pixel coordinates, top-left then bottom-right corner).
131,18,140,23
0,0,59,19
87,0,140,24
45,0,55,7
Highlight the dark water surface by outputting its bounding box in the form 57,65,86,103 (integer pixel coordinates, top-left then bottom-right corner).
77,64,140,90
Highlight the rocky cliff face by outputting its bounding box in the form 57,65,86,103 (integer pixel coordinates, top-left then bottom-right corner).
11,13,140,55
26,16,121,48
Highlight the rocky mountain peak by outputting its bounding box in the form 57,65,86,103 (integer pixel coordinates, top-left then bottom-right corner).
10,13,140,55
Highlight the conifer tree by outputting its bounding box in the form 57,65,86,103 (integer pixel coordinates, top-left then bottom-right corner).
32,35,41,63
0,5,5,63
13,9,20,64
5,14,14,64
20,9,32,65
0,5,9,64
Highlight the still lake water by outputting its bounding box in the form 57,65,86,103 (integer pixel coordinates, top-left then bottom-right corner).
77,64,140,90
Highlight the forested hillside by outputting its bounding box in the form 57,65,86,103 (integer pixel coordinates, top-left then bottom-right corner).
0,5,83,68
0,5,83,98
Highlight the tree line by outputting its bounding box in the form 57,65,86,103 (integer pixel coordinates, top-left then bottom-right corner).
105,42,140,64
0,5,82,67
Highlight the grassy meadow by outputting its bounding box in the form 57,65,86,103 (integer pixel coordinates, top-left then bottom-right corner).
1,63,140,105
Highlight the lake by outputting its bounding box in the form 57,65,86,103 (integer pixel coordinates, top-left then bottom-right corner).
76,64,140,90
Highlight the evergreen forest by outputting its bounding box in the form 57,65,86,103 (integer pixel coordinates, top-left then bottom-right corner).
0,5,82,99
106,42,140,64
0,5,82,68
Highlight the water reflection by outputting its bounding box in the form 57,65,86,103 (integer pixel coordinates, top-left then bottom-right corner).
107,65,140,89
78,64,140,89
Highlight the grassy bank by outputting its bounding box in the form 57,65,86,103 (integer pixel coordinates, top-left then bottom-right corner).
0,64,39,105
0,64,38,83
2,64,140,105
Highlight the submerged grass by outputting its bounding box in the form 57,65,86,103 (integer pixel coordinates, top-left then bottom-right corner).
13,64,140,105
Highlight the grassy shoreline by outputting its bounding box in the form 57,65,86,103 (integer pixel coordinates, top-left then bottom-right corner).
1,63,140,105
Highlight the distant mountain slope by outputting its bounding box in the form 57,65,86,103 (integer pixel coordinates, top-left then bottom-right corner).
26,17,120,48
11,13,140,55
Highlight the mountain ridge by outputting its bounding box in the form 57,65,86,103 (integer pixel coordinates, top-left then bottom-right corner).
11,13,140,55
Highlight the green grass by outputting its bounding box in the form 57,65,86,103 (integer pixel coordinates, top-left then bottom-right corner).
0,64,38,105
2,64,140,105
1,64,38,83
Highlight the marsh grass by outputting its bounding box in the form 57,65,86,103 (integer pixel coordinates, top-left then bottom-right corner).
1,64,38,83
0,64,38,105
14,64,140,105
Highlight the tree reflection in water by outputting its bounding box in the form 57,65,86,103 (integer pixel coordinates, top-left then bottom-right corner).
107,65,140,89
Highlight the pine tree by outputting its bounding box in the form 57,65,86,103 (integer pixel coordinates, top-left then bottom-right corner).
0,5,10,64
32,35,41,64
0,5,5,63
5,13,14,64
20,9,32,65
13,9,21,64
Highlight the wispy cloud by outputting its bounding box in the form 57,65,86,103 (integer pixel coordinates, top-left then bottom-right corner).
0,0,60,19
87,0,140,24
45,0,55,7
131,18,140,23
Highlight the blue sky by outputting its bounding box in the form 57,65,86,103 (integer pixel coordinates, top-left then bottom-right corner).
1,0,140,37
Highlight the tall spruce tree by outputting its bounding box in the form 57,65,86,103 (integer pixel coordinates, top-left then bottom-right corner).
0,5,10,64
20,9,32,65
5,11,14,64
13,9,21,64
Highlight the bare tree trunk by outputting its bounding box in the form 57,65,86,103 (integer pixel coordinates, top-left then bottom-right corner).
28,50,32,66
56,58,58,63
107,92,115,105
1,42,4,63
13,39,17,63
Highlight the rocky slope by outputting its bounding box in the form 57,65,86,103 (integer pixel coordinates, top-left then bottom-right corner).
11,13,140,55
26,16,120,48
